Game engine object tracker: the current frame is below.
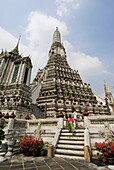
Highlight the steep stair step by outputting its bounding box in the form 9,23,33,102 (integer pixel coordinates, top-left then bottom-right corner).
57,144,84,150
55,148,84,156
62,129,84,133
61,132,84,136
54,154,85,160
60,136,84,140
58,140,84,145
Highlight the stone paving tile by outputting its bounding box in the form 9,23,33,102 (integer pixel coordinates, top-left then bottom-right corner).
34,160,46,167
38,165,50,170
53,168,63,170
64,158,93,170
25,168,37,170
24,163,36,169
10,165,24,169
45,159,60,169
0,166,11,170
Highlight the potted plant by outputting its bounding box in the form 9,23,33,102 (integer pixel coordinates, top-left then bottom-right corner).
57,111,64,118
20,134,44,157
95,141,114,165
4,113,9,119
9,112,16,118
25,114,31,120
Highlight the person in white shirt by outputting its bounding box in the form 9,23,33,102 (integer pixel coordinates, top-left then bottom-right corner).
72,109,78,128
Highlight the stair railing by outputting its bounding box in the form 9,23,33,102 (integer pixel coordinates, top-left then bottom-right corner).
52,128,61,154
52,118,64,154
84,116,91,162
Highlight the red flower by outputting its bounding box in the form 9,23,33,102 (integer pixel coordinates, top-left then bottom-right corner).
20,134,44,156
102,157,107,163
95,141,114,163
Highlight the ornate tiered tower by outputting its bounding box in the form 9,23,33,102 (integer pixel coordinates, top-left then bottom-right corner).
0,39,32,118
31,27,108,118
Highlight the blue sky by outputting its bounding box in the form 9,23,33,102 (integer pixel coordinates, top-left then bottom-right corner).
0,0,114,97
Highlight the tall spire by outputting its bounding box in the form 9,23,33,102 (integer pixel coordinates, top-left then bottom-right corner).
104,81,114,102
10,35,21,55
104,81,111,94
53,27,61,43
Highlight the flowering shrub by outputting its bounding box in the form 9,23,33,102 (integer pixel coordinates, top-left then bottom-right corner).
20,135,44,156
95,141,114,163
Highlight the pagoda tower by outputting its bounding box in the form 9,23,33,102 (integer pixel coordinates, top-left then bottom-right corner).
31,27,108,118
0,39,32,118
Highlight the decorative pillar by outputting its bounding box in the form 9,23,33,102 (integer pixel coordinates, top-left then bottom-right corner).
5,118,16,157
6,63,14,83
0,59,5,79
19,63,26,83
0,59,9,84
16,62,22,83
26,68,31,86
9,62,14,83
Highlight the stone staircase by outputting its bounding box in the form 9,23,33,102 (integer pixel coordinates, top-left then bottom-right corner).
54,128,85,160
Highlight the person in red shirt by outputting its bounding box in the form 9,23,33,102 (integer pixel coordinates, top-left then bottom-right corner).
68,114,75,135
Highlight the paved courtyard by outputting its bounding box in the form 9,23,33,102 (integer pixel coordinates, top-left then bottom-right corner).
0,154,110,170
0,154,95,170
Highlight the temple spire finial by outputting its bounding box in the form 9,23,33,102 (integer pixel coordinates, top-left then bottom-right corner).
53,27,61,43
17,35,21,46
10,35,21,55
16,35,21,50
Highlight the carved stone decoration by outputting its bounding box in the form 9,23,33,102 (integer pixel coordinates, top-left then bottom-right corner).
104,122,113,142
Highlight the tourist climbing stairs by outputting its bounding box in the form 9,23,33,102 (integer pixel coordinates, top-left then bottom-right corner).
54,128,85,160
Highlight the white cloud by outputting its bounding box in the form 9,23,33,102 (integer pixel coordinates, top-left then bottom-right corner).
26,12,69,78
56,0,80,17
0,27,16,50
64,40,105,79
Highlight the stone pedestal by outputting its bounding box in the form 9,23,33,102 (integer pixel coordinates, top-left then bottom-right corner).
5,140,16,158
48,144,54,158
84,146,90,162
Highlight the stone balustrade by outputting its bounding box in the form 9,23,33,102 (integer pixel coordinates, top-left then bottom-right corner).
88,115,114,128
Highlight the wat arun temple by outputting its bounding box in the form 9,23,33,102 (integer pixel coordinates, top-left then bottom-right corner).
0,27,114,162
0,27,114,118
